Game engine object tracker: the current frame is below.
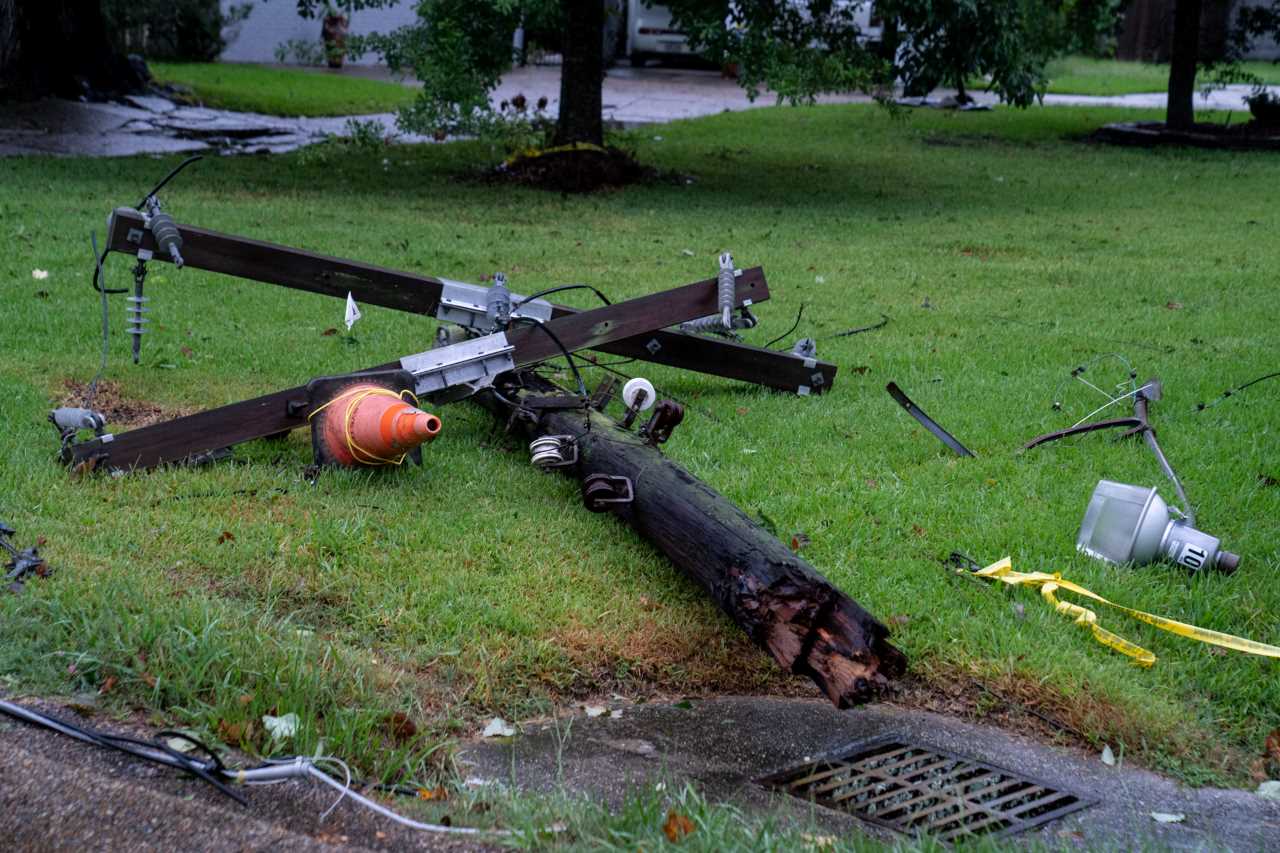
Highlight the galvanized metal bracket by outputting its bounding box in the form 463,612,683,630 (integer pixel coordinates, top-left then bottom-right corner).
400,332,516,402
583,473,634,512
436,278,552,333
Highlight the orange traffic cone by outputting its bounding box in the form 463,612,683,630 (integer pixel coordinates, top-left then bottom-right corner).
313,383,441,466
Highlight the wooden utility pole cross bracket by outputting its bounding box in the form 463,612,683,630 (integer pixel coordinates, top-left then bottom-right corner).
106,209,837,394
70,268,764,473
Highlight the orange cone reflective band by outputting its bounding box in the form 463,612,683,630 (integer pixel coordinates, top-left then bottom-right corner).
310,384,441,466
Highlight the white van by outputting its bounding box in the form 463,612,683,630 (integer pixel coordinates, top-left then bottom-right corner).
624,1,882,67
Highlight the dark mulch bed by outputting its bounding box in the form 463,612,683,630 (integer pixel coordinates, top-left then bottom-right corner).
490,145,656,193
1091,120,1280,152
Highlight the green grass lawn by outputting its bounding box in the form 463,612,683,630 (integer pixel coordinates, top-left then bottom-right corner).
2,104,1279,819
1044,54,1280,96
149,62,417,116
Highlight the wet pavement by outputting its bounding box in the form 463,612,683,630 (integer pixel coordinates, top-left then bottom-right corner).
3,63,1275,159
461,696,1280,850
0,95,422,158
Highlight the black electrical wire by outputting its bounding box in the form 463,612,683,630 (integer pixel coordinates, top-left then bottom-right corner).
826,313,890,339
764,303,805,350
86,232,110,405
512,316,588,398
513,283,613,309
92,243,126,294
92,156,202,295
1196,371,1280,412
0,699,246,805
137,154,203,209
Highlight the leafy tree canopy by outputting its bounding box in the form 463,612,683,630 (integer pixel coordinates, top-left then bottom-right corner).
291,0,1119,142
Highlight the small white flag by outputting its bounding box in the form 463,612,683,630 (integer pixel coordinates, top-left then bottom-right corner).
344,291,362,330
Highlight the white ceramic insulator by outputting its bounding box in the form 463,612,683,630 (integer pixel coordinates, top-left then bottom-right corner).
622,377,656,411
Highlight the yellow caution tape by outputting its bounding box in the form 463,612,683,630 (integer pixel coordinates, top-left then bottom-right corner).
503,141,609,167
967,557,1280,667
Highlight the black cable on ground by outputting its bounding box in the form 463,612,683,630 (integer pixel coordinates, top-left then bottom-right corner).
826,314,889,339
0,699,246,805
764,303,805,350
1196,371,1280,412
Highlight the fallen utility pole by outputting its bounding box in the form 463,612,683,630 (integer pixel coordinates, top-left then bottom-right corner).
106,209,837,395
478,372,907,707
69,269,761,473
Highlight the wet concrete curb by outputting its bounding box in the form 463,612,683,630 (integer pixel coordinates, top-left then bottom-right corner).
460,696,1280,850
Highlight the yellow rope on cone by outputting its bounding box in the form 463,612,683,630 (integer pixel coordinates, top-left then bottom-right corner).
307,387,421,466
966,557,1280,667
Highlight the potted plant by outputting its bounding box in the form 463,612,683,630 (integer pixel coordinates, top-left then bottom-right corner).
321,4,349,69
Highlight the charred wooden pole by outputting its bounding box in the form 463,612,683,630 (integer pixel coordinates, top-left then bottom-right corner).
479,373,907,707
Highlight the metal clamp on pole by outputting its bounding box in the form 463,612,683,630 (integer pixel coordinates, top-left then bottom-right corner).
529,435,578,468
583,474,634,512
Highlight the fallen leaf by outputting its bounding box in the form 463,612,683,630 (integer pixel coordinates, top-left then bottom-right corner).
911,524,926,537
263,712,299,740
417,786,448,801
663,809,695,843
1165,302,1183,310
585,705,607,718
736,407,750,415
887,614,910,627
1101,744,1116,766
790,532,811,552
217,530,235,544
321,327,338,336
217,719,248,744
1150,812,1185,823
180,346,194,358
1265,729,1280,774
98,675,117,695
140,671,157,688
238,693,254,705
865,478,878,489
638,595,658,611
165,736,196,753
32,269,48,280
383,711,417,744
482,717,515,738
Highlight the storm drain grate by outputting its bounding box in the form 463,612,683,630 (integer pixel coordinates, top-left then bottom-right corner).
760,737,1093,843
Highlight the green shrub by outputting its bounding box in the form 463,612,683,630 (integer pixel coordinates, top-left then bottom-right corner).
104,0,253,62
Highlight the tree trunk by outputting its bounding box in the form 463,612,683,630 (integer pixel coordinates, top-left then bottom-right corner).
477,373,908,707
0,0,145,100
1167,0,1203,129
554,0,605,146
